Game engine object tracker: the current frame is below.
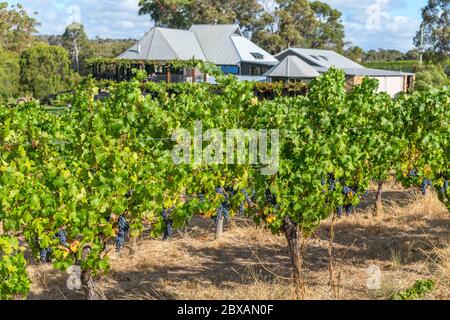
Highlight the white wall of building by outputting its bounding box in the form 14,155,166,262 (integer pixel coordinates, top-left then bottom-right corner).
372,76,405,96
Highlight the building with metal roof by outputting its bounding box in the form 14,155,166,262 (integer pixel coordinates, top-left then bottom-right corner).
264,56,320,81
118,24,278,78
188,24,242,66
275,48,415,96
276,48,364,70
116,26,415,94
118,27,206,61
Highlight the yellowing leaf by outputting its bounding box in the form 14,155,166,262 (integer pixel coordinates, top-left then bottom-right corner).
70,241,80,253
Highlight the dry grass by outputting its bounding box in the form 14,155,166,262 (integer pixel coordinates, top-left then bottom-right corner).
27,183,450,300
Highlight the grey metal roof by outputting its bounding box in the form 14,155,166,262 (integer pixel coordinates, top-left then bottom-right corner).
314,66,414,76
118,27,206,61
231,36,279,65
341,67,414,76
119,24,279,66
264,56,320,78
189,24,278,66
277,48,414,77
276,48,364,69
189,24,242,65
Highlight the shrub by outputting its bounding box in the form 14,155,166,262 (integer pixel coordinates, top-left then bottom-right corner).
414,64,449,91
0,49,20,103
19,45,80,100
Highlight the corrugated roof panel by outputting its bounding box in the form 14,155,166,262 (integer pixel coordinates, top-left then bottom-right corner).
189,24,242,65
314,66,413,76
158,28,206,60
275,48,415,76
276,48,364,69
147,29,179,60
231,36,278,65
265,56,320,78
118,27,206,61
118,29,156,60
342,67,414,76
119,24,282,68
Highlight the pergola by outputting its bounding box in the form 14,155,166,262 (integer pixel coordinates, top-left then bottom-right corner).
89,58,208,83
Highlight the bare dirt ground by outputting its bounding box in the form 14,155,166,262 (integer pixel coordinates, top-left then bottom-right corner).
27,182,450,300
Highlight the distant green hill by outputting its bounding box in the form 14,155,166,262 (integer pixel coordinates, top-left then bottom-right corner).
364,60,450,75
363,60,418,73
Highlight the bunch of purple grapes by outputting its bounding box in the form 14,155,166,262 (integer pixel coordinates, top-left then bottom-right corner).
225,186,237,197
265,189,278,207
440,179,448,195
328,174,336,191
214,187,231,223
216,202,230,223
55,230,68,246
321,174,336,192
39,248,52,263
163,220,174,241
161,207,175,241
238,202,245,215
239,189,256,214
215,186,226,196
342,186,354,195
115,215,129,251
35,236,52,263
337,205,353,218
421,178,432,195
335,186,356,218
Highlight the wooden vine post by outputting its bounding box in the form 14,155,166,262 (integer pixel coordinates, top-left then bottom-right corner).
192,68,196,83
373,180,384,217
166,65,172,83
282,216,307,299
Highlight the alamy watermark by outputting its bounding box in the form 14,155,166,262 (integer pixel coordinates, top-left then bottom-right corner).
366,264,382,290
366,0,388,30
171,121,280,175
66,5,82,27
66,265,82,290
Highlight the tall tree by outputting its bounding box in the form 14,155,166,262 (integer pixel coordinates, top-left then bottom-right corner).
138,0,263,30
252,11,285,53
414,0,450,62
364,49,406,62
253,0,345,54
277,0,317,48
138,0,194,28
138,0,345,54
309,1,345,52
193,0,263,31
0,2,39,53
62,22,89,73
344,46,365,63
405,49,420,60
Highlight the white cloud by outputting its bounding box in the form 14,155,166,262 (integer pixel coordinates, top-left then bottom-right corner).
322,0,421,51
20,0,151,39
18,0,421,51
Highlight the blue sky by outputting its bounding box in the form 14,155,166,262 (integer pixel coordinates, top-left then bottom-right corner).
15,0,426,52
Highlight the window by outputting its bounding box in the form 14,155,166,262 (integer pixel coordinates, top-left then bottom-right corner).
250,65,266,76
250,52,264,60
221,65,240,75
